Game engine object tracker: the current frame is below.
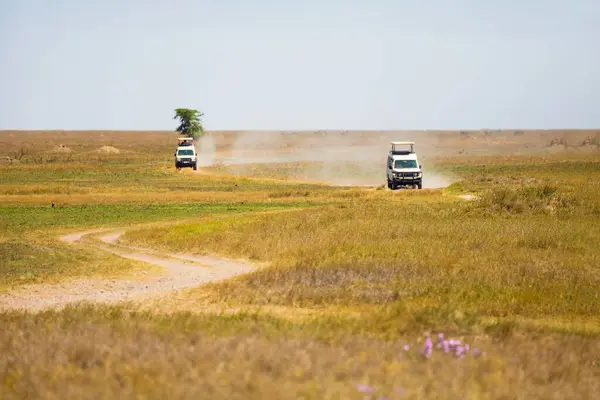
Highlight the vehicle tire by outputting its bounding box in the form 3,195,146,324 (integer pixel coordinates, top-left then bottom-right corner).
193,163,197,171
387,180,392,189
417,182,422,189
391,182,397,190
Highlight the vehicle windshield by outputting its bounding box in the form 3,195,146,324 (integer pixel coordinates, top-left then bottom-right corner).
394,160,417,169
177,149,194,156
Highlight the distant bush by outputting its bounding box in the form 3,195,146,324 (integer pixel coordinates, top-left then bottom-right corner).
580,134,600,147
548,137,568,147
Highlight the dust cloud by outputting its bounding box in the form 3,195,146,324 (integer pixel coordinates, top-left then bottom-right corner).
195,133,216,167
199,131,454,189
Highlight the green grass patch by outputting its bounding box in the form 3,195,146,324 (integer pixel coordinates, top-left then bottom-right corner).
0,161,333,195
0,202,317,287
0,238,153,288
0,202,312,234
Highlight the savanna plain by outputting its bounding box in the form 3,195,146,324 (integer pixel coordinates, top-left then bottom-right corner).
1,129,599,399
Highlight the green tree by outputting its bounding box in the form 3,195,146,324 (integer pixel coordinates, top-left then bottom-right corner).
173,108,204,140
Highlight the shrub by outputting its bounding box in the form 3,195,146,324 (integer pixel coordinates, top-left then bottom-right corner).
548,137,568,147
580,134,600,147
475,184,571,214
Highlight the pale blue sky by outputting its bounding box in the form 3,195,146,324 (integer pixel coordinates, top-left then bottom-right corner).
1,0,598,130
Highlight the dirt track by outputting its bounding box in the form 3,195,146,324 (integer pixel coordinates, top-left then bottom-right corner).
0,230,255,312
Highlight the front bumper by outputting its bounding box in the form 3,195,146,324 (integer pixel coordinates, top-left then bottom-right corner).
392,177,422,184
176,158,196,165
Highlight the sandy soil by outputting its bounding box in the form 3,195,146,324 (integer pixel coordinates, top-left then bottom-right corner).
0,230,255,312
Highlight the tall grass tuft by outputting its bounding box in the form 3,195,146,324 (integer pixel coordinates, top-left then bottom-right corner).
475,184,575,214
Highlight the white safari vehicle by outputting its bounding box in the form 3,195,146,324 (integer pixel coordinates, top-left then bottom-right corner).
174,137,198,171
386,141,423,190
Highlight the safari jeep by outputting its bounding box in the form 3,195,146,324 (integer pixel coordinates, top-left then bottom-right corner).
174,137,198,170
386,141,423,190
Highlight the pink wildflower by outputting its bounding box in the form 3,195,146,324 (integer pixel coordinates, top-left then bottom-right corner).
443,340,450,353
422,337,433,358
424,337,433,350
356,384,376,394
436,333,444,348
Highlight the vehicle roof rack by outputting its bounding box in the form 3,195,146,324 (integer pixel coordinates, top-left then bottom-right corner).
390,141,415,154
177,137,194,146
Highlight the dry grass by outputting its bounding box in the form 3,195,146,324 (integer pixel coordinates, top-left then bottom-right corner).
123,194,600,315
1,305,599,400
1,130,599,399
116,154,600,400
121,155,600,317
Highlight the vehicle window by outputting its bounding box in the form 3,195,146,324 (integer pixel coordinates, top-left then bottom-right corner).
394,160,417,169
177,149,194,156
